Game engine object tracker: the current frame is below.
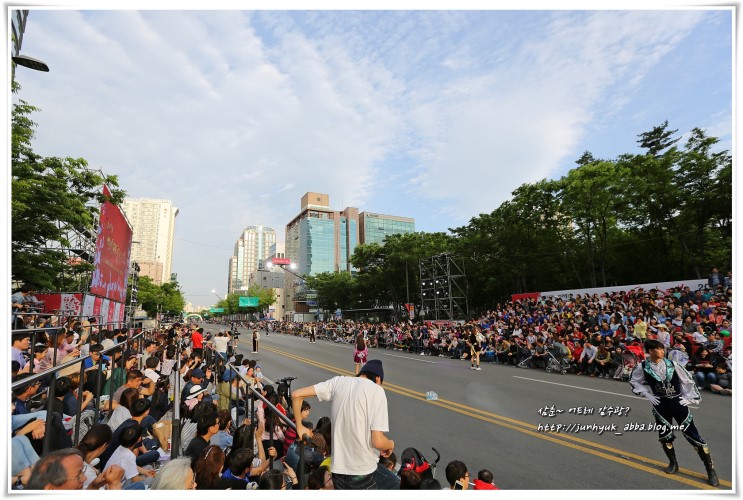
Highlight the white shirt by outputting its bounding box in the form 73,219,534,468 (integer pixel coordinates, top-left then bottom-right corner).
313,376,389,476
107,446,139,480
107,406,131,431
214,336,229,353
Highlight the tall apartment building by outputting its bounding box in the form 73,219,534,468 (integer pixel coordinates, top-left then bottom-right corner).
121,198,179,285
285,192,415,276
227,225,276,294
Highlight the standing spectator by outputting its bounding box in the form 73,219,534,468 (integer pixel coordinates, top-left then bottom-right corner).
291,359,397,489
252,329,260,354
708,267,723,290
191,328,204,357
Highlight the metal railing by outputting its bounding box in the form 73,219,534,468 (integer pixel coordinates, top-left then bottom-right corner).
11,321,307,488
200,342,308,489
11,321,154,455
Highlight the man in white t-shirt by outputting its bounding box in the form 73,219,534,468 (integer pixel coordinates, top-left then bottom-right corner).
292,359,397,489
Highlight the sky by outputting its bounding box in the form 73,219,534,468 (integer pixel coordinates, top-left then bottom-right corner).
7,2,734,309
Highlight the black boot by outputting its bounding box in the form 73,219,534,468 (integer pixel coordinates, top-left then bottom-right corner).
695,445,719,487
661,443,679,474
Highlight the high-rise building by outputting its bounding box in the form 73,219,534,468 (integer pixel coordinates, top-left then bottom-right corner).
121,198,179,285
227,225,276,294
284,192,415,320
285,192,415,276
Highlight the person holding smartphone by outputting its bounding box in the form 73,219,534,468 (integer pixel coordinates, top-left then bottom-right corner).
444,460,470,490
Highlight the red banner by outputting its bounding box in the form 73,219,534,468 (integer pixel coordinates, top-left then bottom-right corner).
272,258,291,266
90,186,133,303
34,293,83,316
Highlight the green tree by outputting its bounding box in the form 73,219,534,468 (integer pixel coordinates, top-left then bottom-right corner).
12,84,125,290
134,276,185,318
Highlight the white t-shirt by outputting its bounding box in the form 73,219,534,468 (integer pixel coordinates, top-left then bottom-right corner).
107,446,139,480
214,336,229,353
313,376,389,476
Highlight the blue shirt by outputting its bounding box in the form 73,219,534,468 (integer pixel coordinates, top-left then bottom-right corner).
210,430,233,450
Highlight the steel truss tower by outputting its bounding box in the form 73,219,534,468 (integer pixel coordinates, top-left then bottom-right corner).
419,253,468,320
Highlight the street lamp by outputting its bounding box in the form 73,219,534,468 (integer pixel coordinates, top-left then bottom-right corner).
211,289,223,302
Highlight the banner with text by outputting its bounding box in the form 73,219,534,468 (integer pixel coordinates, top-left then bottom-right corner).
90,185,133,303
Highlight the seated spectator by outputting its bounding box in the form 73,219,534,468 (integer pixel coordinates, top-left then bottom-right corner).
11,332,31,373
209,409,233,450
576,341,597,376
444,460,470,490
307,465,333,490
150,457,196,490
420,477,442,489
400,469,422,489
26,448,123,490
107,387,138,431
143,356,161,385
98,398,159,470
194,445,247,489
691,347,717,389
473,469,498,490
148,375,172,422
31,342,51,374
110,368,154,409
107,425,157,488
709,363,732,395
594,345,612,378
185,403,220,469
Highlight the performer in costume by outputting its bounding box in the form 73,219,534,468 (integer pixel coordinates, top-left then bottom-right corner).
353,333,368,375
468,327,484,370
629,339,719,486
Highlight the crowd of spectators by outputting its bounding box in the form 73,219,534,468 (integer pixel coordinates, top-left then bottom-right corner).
10,271,731,490
263,276,732,395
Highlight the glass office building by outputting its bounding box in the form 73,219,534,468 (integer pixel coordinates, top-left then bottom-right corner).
360,213,416,245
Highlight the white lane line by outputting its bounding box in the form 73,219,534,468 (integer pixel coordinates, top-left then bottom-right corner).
511,375,698,408
383,353,437,364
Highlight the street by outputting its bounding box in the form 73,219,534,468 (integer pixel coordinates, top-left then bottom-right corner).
214,324,732,491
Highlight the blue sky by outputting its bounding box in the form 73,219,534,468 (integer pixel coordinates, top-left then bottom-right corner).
9,5,734,308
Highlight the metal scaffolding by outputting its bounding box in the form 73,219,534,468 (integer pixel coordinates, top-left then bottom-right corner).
419,253,468,320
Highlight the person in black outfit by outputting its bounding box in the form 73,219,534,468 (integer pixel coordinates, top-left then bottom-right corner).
185,407,220,470
629,339,719,487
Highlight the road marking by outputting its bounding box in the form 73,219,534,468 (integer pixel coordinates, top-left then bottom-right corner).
255,343,727,489
512,376,699,408
382,353,437,364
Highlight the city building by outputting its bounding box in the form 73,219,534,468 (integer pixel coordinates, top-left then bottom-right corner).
121,198,179,285
285,192,415,276
227,225,276,294
284,192,415,320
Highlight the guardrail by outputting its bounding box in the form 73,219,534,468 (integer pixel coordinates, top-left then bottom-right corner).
11,323,154,454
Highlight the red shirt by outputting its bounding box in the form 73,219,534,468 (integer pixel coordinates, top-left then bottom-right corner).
192,331,203,349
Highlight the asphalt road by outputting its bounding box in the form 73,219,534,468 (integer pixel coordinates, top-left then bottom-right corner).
205,324,732,491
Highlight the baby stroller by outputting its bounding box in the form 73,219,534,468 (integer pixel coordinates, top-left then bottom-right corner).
617,344,645,381
398,447,441,481
545,343,572,374
517,344,535,368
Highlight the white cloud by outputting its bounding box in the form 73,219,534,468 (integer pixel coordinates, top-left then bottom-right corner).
12,9,727,300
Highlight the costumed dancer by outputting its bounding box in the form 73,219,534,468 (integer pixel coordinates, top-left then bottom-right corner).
354,333,368,375
629,339,719,486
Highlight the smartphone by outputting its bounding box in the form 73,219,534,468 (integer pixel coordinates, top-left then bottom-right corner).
454,481,464,490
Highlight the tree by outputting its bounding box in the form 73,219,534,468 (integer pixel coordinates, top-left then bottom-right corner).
637,120,680,156
12,83,125,290
134,276,186,318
